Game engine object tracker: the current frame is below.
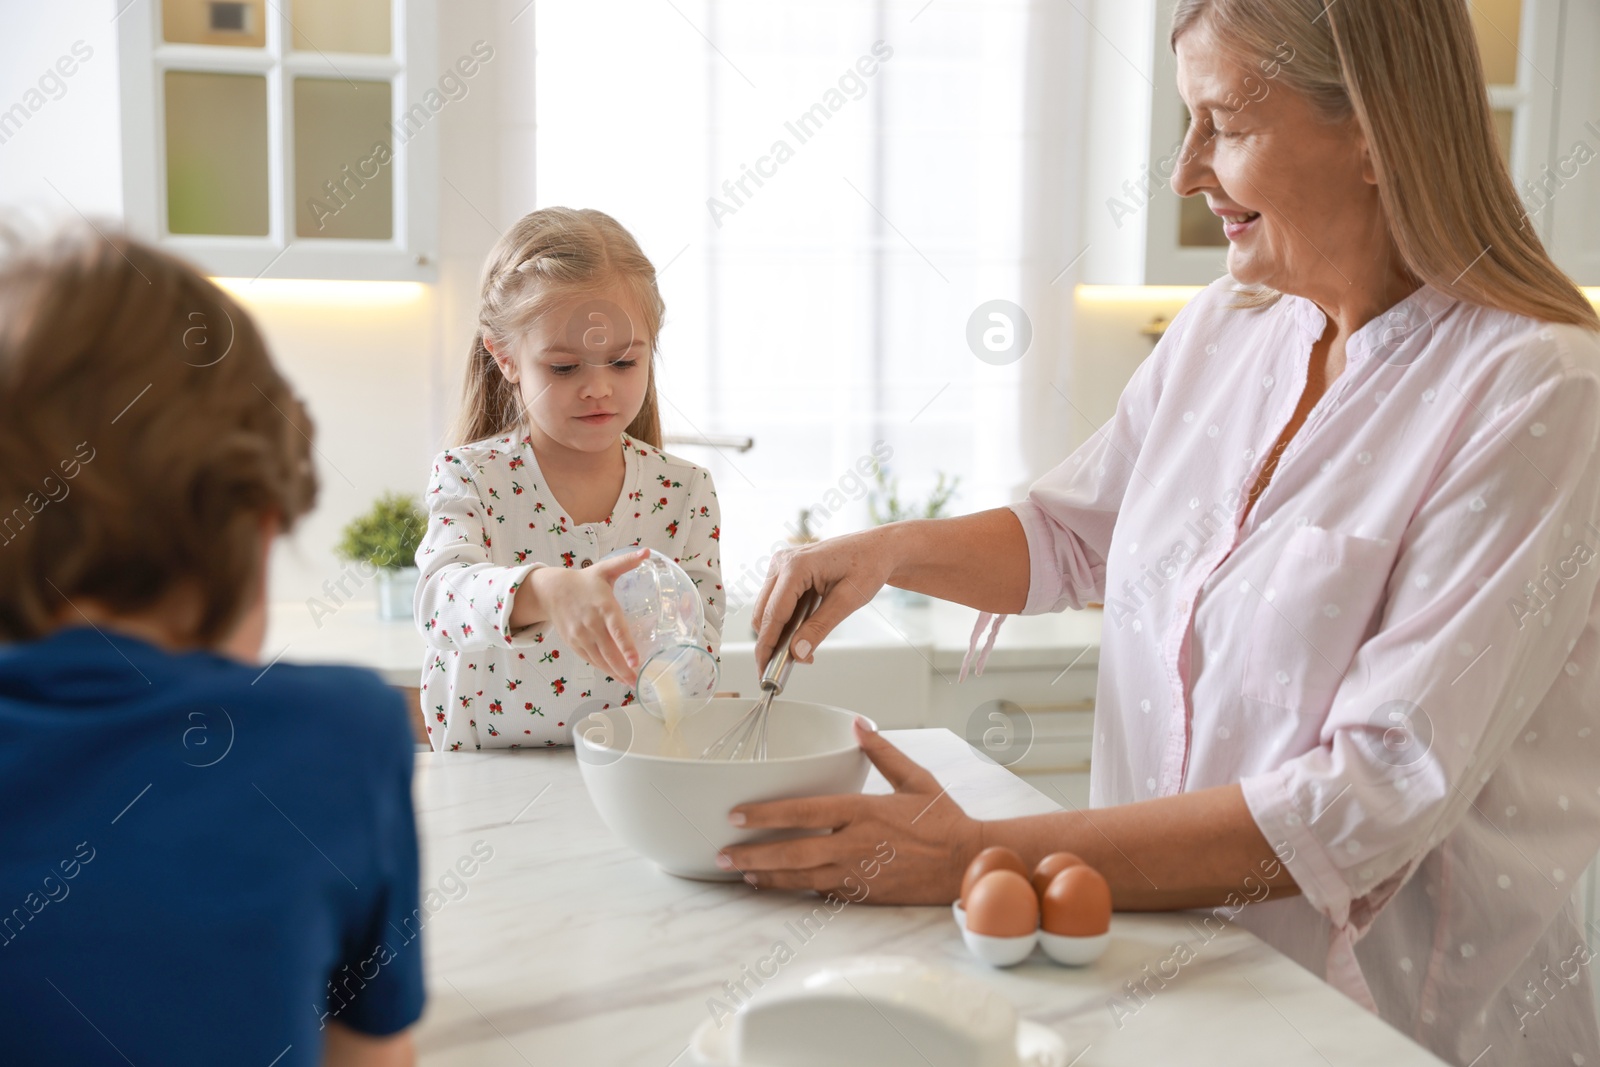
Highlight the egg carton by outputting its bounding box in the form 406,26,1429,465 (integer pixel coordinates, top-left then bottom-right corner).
953,899,1111,967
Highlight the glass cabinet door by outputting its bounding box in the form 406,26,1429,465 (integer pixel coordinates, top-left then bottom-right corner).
162,0,266,47
164,71,270,235
155,0,402,244
293,78,394,239
121,0,436,279
289,0,391,54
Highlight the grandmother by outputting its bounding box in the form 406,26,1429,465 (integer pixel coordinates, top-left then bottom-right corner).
725,1,1600,1063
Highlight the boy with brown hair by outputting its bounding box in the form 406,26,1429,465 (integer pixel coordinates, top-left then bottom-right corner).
0,228,423,1066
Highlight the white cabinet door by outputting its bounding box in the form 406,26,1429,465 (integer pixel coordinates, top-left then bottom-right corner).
926,665,1097,776
118,0,440,281
1546,0,1600,284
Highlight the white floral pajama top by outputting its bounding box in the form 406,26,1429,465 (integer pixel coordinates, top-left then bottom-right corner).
413,431,723,751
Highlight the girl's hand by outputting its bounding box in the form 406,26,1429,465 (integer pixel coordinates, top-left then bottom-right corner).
752,528,897,671
527,549,647,683
718,718,983,904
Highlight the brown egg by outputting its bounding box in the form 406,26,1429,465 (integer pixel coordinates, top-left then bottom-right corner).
1041,865,1112,937
1030,852,1085,897
960,846,1029,905
965,870,1040,938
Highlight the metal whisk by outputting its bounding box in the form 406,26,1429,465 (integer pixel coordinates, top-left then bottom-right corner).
702,590,821,760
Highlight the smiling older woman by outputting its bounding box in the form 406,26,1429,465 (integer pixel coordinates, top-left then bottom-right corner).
726,1,1600,1064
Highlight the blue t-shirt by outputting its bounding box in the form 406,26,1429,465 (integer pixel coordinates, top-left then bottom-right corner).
0,626,425,1064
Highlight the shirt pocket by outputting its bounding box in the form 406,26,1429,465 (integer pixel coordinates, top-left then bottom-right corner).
1242,526,1396,712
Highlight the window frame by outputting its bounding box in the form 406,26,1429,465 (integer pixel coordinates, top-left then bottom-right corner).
117,0,438,281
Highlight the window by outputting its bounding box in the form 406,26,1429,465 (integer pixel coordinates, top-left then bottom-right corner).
117,0,438,280
534,0,1083,607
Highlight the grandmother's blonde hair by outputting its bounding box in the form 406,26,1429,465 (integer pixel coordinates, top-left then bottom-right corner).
453,207,665,447
1172,0,1599,329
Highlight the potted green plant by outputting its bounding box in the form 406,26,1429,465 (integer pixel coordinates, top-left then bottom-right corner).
867,469,960,608
337,492,428,620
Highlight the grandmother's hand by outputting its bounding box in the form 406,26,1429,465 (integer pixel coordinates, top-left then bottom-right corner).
752,529,897,672
717,718,983,905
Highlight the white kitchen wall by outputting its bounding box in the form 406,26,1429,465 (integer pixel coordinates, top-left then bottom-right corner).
1065,288,1195,454
222,279,443,603
0,4,122,217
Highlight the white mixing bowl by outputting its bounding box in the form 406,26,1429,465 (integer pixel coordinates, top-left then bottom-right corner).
574,697,872,881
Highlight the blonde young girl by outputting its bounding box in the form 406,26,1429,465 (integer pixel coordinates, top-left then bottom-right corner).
415,208,723,751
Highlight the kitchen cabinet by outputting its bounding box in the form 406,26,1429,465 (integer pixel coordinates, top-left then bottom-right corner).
116,0,440,281
927,667,1094,777
1082,0,1565,286
1545,0,1600,283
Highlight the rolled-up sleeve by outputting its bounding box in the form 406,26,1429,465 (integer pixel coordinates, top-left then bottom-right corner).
1241,368,1600,935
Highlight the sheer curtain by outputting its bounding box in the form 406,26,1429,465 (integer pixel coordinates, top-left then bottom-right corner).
533,0,1088,611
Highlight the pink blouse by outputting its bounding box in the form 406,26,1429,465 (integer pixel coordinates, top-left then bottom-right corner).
993,279,1600,1065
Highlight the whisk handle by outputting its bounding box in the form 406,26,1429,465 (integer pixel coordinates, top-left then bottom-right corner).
762,589,822,694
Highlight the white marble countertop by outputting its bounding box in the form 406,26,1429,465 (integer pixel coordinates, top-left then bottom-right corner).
410,729,1444,1066
263,593,1103,689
